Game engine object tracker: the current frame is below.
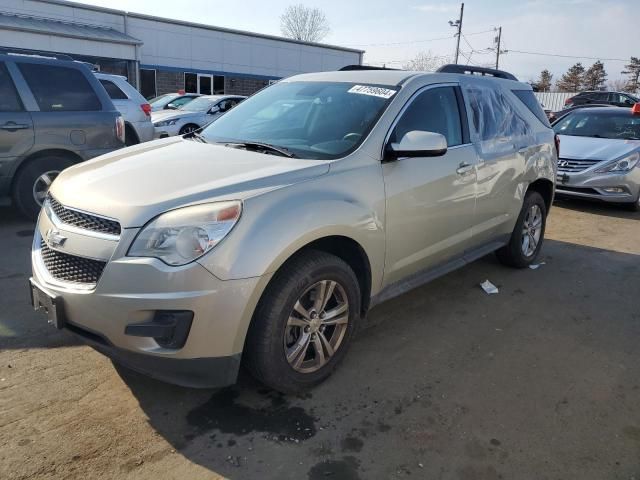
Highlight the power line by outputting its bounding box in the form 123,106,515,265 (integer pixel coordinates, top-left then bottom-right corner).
507,49,629,63
346,28,495,48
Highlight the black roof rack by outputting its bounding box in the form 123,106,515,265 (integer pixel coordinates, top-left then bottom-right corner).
0,47,74,61
436,64,518,81
339,65,400,71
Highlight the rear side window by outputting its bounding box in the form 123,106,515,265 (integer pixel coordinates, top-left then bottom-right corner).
512,90,550,127
0,62,23,112
99,79,128,100
391,86,463,147
18,63,101,111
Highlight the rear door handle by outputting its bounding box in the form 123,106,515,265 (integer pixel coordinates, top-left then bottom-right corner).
0,122,30,131
456,162,474,175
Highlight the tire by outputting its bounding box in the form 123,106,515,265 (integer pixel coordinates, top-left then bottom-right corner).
12,155,75,221
125,125,139,146
496,191,547,268
179,124,199,136
626,195,640,212
244,250,361,393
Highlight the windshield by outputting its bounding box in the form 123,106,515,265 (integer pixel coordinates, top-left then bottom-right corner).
201,81,398,159
553,110,640,140
149,93,177,106
180,97,217,112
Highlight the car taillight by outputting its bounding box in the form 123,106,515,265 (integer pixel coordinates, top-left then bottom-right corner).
115,116,125,144
632,103,640,115
140,103,151,116
554,134,560,158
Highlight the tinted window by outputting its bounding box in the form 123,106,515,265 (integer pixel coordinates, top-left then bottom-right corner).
0,62,23,112
592,92,609,102
391,87,462,147
140,68,156,99
19,63,101,111
553,110,640,140
99,79,128,100
512,90,550,127
185,73,197,93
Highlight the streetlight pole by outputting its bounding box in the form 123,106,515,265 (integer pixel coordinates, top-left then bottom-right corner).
495,26,502,69
449,3,464,64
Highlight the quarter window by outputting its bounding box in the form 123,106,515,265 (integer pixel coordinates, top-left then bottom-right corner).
99,79,128,100
0,62,23,112
391,87,463,147
18,63,101,111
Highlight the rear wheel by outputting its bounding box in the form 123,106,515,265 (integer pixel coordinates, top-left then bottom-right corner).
244,250,361,393
496,191,547,268
125,125,139,146
12,155,75,220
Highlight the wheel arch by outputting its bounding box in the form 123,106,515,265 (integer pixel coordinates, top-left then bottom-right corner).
10,148,83,197
526,178,554,213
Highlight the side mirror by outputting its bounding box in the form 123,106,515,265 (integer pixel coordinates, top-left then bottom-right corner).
208,106,220,115
385,131,447,160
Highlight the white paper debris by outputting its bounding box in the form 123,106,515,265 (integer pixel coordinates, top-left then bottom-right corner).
480,280,499,295
529,261,546,270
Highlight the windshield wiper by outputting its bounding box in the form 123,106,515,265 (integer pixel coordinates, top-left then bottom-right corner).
222,141,296,158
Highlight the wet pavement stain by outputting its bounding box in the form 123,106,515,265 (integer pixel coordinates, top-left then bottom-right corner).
186,388,316,441
16,230,33,238
308,456,361,480
341,435,364,453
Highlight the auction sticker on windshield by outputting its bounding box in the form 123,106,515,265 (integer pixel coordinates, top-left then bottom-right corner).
348,85,396,99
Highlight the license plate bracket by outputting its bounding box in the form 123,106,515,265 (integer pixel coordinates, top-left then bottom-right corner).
29,279,65,329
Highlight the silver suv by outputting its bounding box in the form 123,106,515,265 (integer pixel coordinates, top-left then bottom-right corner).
30,65,557,393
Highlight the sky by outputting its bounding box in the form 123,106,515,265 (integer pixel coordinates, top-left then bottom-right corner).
78,0,639,84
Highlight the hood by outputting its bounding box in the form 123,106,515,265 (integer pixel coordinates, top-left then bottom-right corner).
558,135,640,161
151,110,202,123
50,137,330,227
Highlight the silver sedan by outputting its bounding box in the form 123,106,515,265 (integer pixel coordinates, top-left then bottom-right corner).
554,106,640,211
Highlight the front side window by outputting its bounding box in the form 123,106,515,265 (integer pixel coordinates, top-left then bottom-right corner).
391,87,463,147
181,97,216,112
99,79,128,100
202,81,397,159
18,63,101,112
0,62,23,112
553,111,640,140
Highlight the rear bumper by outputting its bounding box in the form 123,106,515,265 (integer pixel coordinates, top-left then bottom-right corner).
556,168,640,203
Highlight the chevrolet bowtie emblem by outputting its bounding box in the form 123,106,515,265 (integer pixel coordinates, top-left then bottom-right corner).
46,229,67,248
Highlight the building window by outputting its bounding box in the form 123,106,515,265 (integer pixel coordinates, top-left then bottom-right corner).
214,75,224,94
140,69,156,99
185,73,198,93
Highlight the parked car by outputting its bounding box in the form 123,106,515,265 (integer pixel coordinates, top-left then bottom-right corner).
0,51,124,219
94,72,154,146
30,65,556,393
548,103,612,124
564,91,639,109
148,92,201,112
553,105,640,211
152,95,246,137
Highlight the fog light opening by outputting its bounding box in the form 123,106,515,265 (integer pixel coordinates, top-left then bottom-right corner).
124,310,194,349
601,187,626,194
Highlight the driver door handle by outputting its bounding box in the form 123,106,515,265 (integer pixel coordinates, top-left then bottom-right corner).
456,162,474,175
0,122,30,131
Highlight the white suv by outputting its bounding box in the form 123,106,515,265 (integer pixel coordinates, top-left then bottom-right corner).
94,73,154,145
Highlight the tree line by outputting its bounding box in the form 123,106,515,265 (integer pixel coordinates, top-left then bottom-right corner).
533,58,640,93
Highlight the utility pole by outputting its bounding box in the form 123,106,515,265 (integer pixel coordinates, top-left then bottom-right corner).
495,26,502,69
449,3,464,64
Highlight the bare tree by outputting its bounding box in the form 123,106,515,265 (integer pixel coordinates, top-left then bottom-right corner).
608,78,628,92
403,51,447,72
280,4,330,42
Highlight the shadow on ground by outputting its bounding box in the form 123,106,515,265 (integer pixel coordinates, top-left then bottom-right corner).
112,239,640,479
554,196,639,220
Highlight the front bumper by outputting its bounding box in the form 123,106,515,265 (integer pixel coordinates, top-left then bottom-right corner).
153,124,181,138
555,168,640,203
31,213,265,388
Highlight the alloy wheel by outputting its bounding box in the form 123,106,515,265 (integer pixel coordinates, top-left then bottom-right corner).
284,280,350,374
521,204,543,257
32,170,59,206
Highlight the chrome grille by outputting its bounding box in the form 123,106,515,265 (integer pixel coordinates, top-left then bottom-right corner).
557,158,602,173
48,195,121,236
40,240,106,285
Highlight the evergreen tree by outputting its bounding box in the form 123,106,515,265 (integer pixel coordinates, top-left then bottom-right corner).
556,63,585,92
582,61,607,91
533,69,553,91
622,57,640,93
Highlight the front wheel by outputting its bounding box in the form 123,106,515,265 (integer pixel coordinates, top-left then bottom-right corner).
244,250,361,393
179,124,199,136
496,191,547,268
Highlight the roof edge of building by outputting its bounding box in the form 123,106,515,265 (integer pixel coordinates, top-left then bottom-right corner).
38,0,365,55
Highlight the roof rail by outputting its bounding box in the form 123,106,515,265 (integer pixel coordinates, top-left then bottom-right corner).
339,65,401,71
436,64,518,81
0,47,74,61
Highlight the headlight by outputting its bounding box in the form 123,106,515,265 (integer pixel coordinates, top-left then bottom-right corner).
154,119,179,127
595,152,640,173
128,201,242,266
